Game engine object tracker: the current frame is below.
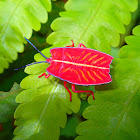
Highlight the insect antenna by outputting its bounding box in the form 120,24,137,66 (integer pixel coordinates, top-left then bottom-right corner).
24,37,48,59
14,61,48,70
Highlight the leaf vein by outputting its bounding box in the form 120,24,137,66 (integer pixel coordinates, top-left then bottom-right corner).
110,84,140,139
0,0,22,40
35,80,59,133
76,0,104,46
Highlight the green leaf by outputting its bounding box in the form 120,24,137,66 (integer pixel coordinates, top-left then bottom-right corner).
12,0,139,139
0,0,51,73
0,121,14,140
75,25,140,140
47,0,138,54
0,83,22,123
60,114,80,138
13,50,81,139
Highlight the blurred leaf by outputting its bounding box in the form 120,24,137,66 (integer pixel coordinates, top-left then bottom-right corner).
47,0,138,54
76,25,140,140
0,121,14,140
0,0,51,73
61,114,80,138
0,83,22,123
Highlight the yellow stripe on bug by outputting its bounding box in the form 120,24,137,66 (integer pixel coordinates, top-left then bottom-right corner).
65,53,72,59
62,67,71,73
99,71,108,77
100,60,109,65
93,71,103,80
79,69,88,82
88,54,98,61
53,60,109,69
91,56,104,64
80,52,92,61
73,69,82,82
87,71,96,81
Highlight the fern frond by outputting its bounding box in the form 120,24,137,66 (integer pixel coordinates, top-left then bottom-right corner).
12,0,139,139
0,0,51,73
75,25,140,140
47,0,138,53
13,51,81,139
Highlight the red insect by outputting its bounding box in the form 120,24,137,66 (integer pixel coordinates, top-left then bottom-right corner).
15,37,113,101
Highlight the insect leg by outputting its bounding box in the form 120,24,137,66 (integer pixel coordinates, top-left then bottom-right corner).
66,40,74,47
71,84,95,100
77,43,86,48
38,73,50,79
64,81,72,102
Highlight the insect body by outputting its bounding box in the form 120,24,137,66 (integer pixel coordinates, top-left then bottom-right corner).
16,38,113,101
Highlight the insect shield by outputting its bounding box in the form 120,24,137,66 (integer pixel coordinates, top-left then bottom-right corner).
15,38,113,101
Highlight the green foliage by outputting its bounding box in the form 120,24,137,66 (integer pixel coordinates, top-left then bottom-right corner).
12,0,139,139
13,56,81,139
0,0,139,140
0,1,65,92
61,114,80,138
47,0,138,54
0,0,51,73
0,121,15,140
75,25,140,140
0,83,22,123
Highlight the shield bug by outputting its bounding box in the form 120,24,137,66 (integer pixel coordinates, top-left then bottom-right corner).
15,37,113,101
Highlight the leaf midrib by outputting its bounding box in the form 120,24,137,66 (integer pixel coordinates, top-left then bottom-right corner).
35,80,59,133
76,0,104,46
0,0,22,40
110,83,140,139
